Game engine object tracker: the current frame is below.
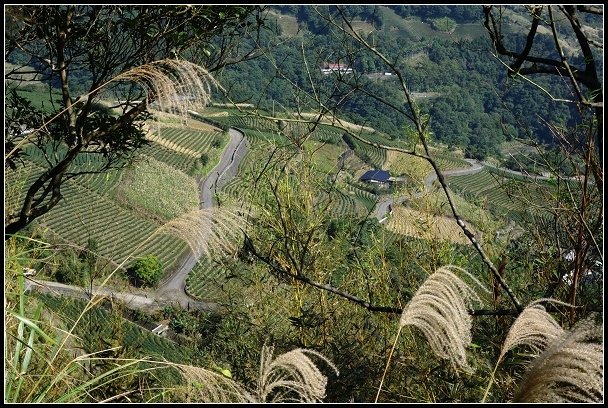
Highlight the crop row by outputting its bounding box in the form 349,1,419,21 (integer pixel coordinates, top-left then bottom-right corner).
185,257,227,301
37,180,188,273
447,169,551,217
23,143,109,169
223,115,280,133
36,294,193,363
154,127,225,154
344,184,378,212
434,155,470,172
324,189,358,217
352,140,386,169
138,144,199,175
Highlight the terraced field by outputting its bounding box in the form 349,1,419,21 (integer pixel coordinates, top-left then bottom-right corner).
12,122,229,277
184,257,228,301
153,127,226,154
37,177,189,273
344,184,378,213
117,157,199,221
351,139,386,169
447,168,552,218
36,293,194,364
385,150,432,182
138,142,198,174
385,206,472,245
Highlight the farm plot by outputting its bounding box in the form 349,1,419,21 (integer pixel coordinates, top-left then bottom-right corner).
447,168,553,218
310,124,344,144
116,157,199,221
137,143,198,175
432,151,470,171
344,184,378,213
351,139,386,169
36,294,194,364
304,141,344,175
385,206,472,245
185,257,229,301
224,115,280,133
319,186,372,218
153,127,226,154
385,150,431,183
37,180,188,274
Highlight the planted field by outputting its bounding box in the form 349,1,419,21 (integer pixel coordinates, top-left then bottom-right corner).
37,178,188,274
385,150,431,183
138,143,198,175
116,157,199,221
326,189,358,217
223,114,280,133
344,184,378,213
154,127,226,154
36,294,194,364
185,257,227,301
305,141,344,175
352,139,386,169
385,206,472,245
447,168,552,218
310,125,344,144
431,151,470,171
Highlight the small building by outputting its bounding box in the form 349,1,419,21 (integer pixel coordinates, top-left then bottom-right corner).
360,169,391,184
320,62,353,75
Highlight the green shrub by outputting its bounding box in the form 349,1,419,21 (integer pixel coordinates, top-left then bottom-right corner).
128,255,163,287
56,252,88,286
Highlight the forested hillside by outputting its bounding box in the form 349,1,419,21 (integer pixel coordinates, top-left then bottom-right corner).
213,5,599,159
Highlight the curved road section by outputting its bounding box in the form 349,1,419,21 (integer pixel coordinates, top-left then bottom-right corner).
155,128,248,305
374,159,483,221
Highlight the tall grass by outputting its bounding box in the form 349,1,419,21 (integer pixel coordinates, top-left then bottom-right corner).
5,205,337,402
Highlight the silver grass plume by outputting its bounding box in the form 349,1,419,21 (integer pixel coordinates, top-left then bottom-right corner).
399,265,489,373
159,206,249,259
498,300,565,362
172,363,256,403
256,344,339,403
513,318,603,403
113,59,223,119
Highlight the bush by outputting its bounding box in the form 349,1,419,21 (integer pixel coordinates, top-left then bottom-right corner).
56,252,88,286
128,255,163,287
200,153,210,166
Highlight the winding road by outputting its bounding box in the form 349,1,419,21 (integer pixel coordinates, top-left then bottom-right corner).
155,127,248,307
374,158,484,221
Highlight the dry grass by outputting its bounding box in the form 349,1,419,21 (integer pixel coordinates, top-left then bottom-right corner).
399,265,488,373
385,206,473,245
159,206,249,259
113,59,222,121
256,345,339,402
513,318,603,403
168,344,338,402
498,302,564,362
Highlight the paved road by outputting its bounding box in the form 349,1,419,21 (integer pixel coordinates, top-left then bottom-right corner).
199,128,249,209
155,128,248,302
25,279,218,312
26,127,248,313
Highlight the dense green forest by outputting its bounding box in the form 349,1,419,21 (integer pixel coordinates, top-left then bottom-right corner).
5,5,603,404
213,5,597,159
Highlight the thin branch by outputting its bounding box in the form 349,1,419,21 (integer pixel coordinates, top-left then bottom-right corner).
333,7,524,313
